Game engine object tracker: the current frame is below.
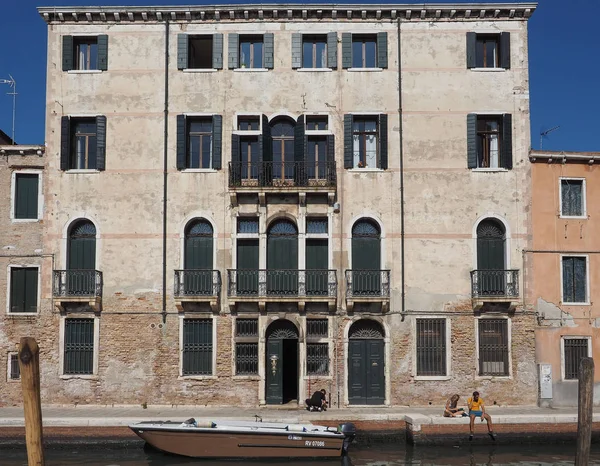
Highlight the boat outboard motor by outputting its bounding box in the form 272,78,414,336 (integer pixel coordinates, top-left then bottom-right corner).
338,423,356,455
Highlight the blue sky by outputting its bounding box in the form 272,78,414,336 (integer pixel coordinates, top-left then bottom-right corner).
0,0,597,151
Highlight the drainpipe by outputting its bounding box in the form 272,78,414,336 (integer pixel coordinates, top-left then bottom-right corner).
397,17,406,322
162,19,170,324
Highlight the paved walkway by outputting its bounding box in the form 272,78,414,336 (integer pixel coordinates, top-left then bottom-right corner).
0,405,596,427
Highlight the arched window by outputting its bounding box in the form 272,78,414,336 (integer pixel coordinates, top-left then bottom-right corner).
184,219,213,270
351,219,382,295
68,220,96,270
271,117,295,180
267,219,298,294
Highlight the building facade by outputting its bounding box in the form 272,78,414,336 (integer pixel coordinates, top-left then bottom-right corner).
530,150,600,407
1,3,536,407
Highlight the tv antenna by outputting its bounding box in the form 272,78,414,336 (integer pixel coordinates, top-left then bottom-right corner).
0,75,17,144
540,125,560,150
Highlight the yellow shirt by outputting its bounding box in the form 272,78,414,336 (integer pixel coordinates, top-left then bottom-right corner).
468,397,484,411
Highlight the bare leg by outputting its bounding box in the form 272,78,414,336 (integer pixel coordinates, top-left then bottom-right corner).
469,415,475,435
484,414,493,432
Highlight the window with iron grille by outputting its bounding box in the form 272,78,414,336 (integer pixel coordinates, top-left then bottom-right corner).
64,318,95,375
416,319,447,376
478,319,509,376
182,319,213,376
307,319,328,338
307,343,329,375
235,318,258,375
306,218,328,235
237,218,259,234
9,353,20,380
564,338,589,380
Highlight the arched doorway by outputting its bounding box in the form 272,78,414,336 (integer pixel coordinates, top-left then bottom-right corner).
265,319,299,404
68,219,97,295
267,219,298,295
270,117,295,181
184,219,213,294
348,319,385,405
476,219,506,295
351,219,381,295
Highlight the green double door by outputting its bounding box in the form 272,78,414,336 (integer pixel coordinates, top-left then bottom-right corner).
265,322,299,405
267,228,298,295
352,235,381,295
68,233,96,295
476,222,505,295
184,235,213,294
306,239,328,295
348,339,385,405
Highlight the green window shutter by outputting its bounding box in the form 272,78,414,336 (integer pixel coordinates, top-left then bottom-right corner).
176,114,187,170
24,268,38,313
212,115,222,169
379,114,388,169
327,134,335,162
467,113,477,169
294,115,305,161
228,33,239,69
231,134,241,185
500,32,511,69
291,33,302,69
15,174,39,219
62,35,74,71
466,32,477,69
212,33,223,69
97,35,108,71
377,32,388,68
327,32,337,69
341,33,352,69
96,115,106,171
177,34,188,70
343,114,353,168
10,269,25,312
501,113,513,169
60,116,71,171
264,33,274,69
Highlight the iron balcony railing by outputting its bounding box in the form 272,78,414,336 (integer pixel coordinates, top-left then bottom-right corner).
345,270,391,298
53,270,103,298
228,161,336,188
227,269,337,298
470,269,519,298
174,270,221,297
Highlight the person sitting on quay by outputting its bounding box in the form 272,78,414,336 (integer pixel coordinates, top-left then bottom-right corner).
467,391,495,441
305,388,328,412
443,394,467,417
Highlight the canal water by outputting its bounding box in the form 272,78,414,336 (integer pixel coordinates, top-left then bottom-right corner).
2,443,600,465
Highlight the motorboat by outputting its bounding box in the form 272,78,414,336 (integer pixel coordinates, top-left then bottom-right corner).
129,417,356,459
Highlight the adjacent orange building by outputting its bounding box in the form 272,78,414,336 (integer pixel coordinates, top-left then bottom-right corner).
530,150,600,406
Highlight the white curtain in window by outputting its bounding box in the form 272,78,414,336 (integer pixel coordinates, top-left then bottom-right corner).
353,135,360,166
365,134,377,167
489,122,499,168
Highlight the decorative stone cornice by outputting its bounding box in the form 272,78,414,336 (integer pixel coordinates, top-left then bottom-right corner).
529,150,600,164
38,3,537,24
0,145,45,157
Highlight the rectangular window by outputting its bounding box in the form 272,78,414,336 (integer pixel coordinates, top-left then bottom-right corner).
187,117,213,169
235,318,258,375
72,119,98,170
238,116,260,131
14,174,39,220
562,256,587,304
476,117,502,169
352,35,376,68
476,35,499,68
307,319,329,375
74,37,98,70
561,179,585,217
302,35,327,68
9,267,38,313
307,319,328,337
564,338,590,380
478,319,509,376
188,35,213,69
240,36,264,69
237,217,259,234
64,318,94,375
416,319,447,376
306,116,328,131
353,117,378,168
9,353,20,380
182,319,213,376
306,218,328,235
